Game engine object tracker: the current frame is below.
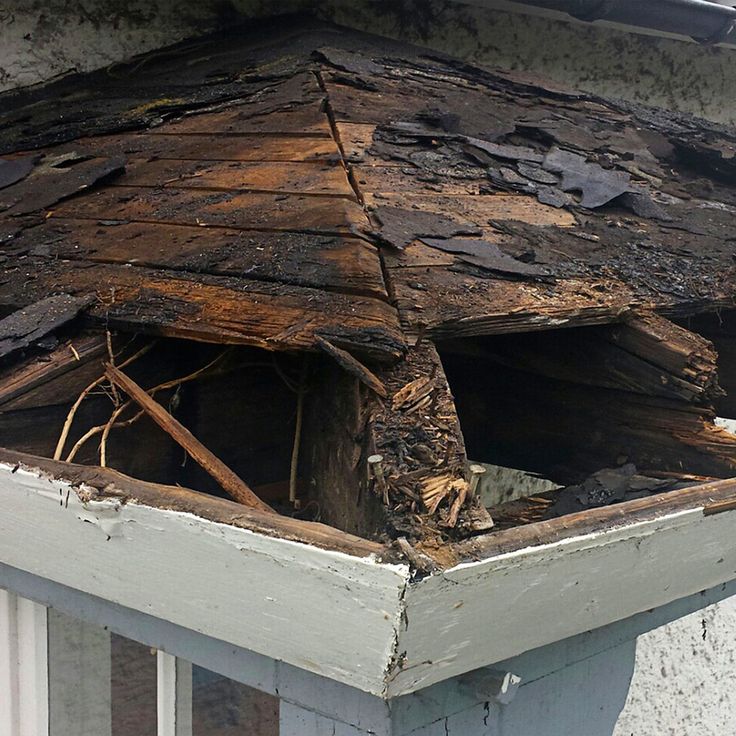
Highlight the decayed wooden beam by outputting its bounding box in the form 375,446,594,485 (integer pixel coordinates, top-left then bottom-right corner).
441,312,722,404
314,335,387,397
0,258,405,362
0,447,380,557
368,342,493,534
7,220,387,300
0,333,107,410
106,364,273,513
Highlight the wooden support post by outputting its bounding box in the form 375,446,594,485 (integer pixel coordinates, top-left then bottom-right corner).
157,652,193,736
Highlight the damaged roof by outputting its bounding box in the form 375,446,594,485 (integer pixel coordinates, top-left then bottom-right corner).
1,16,734,347
1,15,736,553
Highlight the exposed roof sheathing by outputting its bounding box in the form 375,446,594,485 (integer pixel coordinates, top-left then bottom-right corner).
1,15,736,547
1,16,734,354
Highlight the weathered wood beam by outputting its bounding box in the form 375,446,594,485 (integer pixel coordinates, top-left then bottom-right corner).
106,364,273,513
0,333,106,411
0,447,380,556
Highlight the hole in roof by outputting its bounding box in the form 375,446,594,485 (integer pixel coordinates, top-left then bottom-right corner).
438,319,736,528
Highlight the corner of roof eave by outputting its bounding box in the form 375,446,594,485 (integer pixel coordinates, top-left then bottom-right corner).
0,459,411,698
4,458,736,700
389,494,736,697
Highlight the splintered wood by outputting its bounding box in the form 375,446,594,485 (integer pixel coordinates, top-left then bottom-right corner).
2,19,736,545
366,343,492,533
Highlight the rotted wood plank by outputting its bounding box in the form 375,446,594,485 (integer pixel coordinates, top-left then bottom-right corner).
385,257,733,342
0,260,405,361
0,333,107,411
353,166,486,195
155,102,331,138
56,134,340,163
441,313,722,404
363,193,576,231
118,159,354,197
49,187,367,233
11,220,388,299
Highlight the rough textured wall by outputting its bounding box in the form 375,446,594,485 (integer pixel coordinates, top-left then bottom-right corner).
318,0,736,126
613,598,736,735
4,1,736,125
0,1,300,92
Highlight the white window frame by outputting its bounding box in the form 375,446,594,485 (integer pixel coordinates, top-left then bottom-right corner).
1,592,198,736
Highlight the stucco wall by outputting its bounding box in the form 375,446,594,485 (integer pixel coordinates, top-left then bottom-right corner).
0,1,300,92
318,0,736,126
613,598,736,735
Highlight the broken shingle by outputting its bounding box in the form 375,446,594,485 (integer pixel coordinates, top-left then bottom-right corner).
543,146,631,209
419,237,552,279
0,157,35,190
367,206,482,250
0,294,94,360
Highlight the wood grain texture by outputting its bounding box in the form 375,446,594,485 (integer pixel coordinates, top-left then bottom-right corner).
9,220,387,299
0,259,405,361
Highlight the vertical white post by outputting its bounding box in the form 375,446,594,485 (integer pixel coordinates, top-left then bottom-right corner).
17,597,49,736
0,589,20,736
47,609,111,736
0,590,49,736
157,651,192,736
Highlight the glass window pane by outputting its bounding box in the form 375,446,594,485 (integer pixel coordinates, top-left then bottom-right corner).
48,610,157,736
192,665,279,736
111,634,157,736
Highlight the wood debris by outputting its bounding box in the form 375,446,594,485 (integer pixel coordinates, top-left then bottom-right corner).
0,17,735,549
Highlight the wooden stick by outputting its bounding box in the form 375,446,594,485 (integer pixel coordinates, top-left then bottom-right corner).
314,335,387,398
289,359,308,506
106,364,274,513
53,341,155,460
703,497,736,516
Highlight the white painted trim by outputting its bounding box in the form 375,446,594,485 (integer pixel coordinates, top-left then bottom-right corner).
3,460,736,699
17,597,48,736
0,589,21,736
47,609,111,736
157,652,192,736
0,591,48,736
0,462,409,697
389,507,736,695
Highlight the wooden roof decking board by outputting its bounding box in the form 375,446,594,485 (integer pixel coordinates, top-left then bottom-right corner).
6,221,386,299
118,160,355,197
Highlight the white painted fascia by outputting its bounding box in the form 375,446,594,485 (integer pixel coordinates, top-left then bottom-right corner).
0,461,410,697
2,460,736,699
390,505,736,696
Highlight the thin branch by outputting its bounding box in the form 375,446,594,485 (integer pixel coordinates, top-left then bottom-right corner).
69,349,232,465
53,341,155,461
289,358,309,506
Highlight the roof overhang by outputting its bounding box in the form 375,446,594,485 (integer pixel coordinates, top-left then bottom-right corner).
2,454,735,698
